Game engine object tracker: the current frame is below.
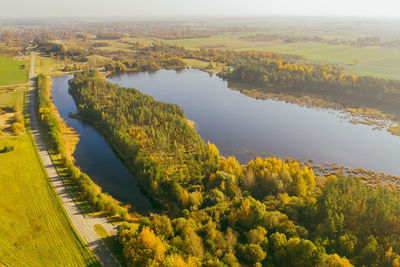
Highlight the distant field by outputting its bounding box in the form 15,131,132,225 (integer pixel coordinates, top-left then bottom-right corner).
0,56,29,86
161,34,400,80
34,55,65,76
183,58,209,69
0,71,97,265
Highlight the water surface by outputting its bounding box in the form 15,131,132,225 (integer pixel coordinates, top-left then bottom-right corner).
109,68,400,176
51,75,153,213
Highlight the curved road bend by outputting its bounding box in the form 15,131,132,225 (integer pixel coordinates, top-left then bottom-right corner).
28,53,120,267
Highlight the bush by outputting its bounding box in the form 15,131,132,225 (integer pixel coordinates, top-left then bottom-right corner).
1,145,14,153
11,122,24,135
15,113,24,123
12,105,20,112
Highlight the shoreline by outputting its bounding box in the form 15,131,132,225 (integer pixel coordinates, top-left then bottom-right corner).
226,81,400,136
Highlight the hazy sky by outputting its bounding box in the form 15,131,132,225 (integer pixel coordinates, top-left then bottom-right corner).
1,0,400,18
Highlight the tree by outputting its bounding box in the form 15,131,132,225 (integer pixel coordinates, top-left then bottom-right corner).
181,189,190,208
285,237,319,267
247,226,267,245
319,254,353,267
358,236,382,266
237,243,266,264
150,215,174,239
123,226,166,266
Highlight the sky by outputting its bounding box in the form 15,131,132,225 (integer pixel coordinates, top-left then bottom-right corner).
1,0,400,18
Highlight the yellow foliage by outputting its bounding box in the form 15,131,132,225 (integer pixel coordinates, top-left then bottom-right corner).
181,189,190,208
138,227,166,263
207,141,220,158
245,157,315,197
278,192,291,205
163,254,198,267
238,198,251,219
219,156,243,178
319,253,354,267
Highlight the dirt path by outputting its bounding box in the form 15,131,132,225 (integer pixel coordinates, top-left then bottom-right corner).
0,83,29,88
27,52,120,267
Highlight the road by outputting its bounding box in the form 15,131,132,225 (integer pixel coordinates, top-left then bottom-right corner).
27,53,120,267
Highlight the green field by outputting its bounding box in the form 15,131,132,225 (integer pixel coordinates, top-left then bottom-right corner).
0,75,97,266
0,135,97,266
161,34,400,80
245,42,400,80
0,56,29,86
34,55,66,76
0,88,22,106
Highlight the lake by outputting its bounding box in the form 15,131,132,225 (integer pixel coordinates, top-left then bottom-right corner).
109,68,400,176
52,69,400,210
51,75,153,213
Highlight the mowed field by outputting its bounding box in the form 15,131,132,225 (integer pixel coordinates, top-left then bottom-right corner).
0,135,97,266
0,87,23,107
0,57,97,266
0,56,29,86
161,33,400,80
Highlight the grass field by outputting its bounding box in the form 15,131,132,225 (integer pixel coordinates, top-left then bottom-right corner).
0,135,97,266
34,55,65,76
160,33,400,80
244,42,400,80
183,58,210,69
0,56,29,86
0,87,24,107
0,65,98,266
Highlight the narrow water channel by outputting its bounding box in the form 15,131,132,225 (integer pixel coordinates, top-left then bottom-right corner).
51,75,153,213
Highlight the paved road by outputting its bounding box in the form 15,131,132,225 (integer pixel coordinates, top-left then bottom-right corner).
27,53,120,267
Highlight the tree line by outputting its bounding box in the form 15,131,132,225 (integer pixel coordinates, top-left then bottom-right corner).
68,70,400,266
36,74,129,219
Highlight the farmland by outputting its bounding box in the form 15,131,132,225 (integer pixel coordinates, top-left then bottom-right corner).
0,55,97,266
0,134,97,266
162,33,400,80
0,56,29,86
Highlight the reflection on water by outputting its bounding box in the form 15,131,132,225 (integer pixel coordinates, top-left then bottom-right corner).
109,68,400,176
51,75,153,213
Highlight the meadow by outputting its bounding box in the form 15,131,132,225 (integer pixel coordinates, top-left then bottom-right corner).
0,56,29,86
0,87,23,106
161,33,400,80
0,134,97,266
34,54,65,76
0,56,98,266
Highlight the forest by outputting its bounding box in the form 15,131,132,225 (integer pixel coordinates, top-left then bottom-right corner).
216,53,400,117
67,70,400,267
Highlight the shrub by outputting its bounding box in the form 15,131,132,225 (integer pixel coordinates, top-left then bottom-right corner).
11,122,24,135
0,145,14,153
